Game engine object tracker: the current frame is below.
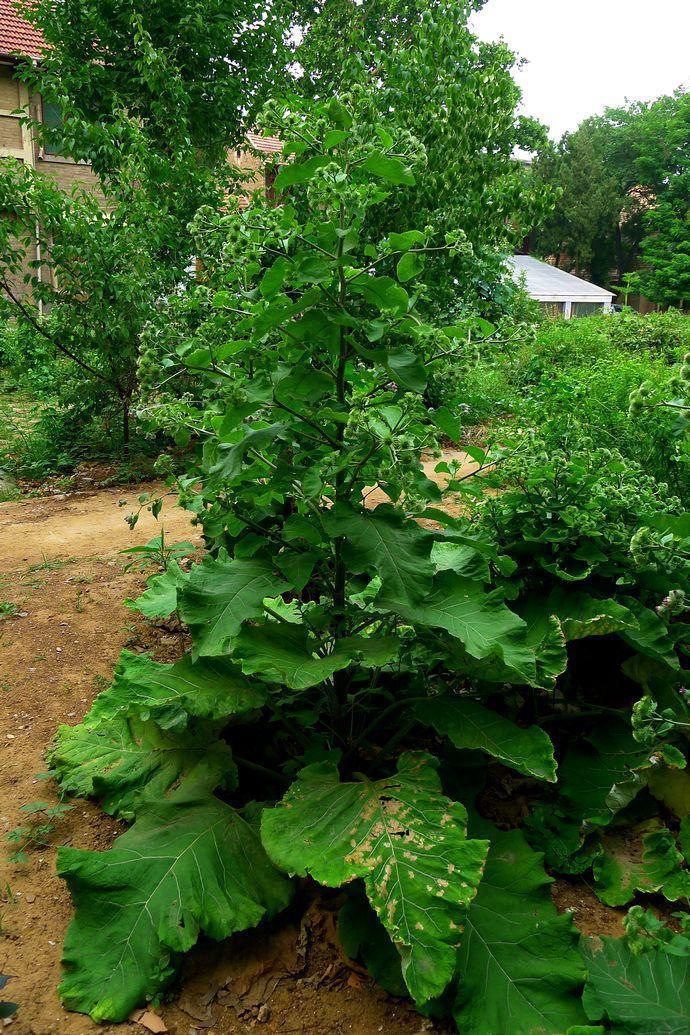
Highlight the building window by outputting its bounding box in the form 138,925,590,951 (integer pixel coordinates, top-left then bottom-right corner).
42,100,64,156
572,302,605,318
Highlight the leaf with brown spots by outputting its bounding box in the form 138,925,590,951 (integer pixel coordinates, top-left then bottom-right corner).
260,751,489,1005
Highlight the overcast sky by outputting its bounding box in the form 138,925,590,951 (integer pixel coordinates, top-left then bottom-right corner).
471,0,690,138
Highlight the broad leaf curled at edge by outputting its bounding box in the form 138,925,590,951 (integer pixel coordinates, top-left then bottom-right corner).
412,698,557,782
593,822,690,907
58,779,293,1022
234,624,398,690
582,936,690,1033
454,823,587,1035
49,717,234,820
178,554,289,657
546,590,679,668
360,151,415,186
261,752,489,1005
381,570,537,685
125,559,189,618
86,649,266,731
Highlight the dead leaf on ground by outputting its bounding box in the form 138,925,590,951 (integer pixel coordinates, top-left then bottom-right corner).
132,1010,168,1033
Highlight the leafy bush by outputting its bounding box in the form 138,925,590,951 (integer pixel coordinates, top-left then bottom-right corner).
0,315,166,479
44,98,690,1033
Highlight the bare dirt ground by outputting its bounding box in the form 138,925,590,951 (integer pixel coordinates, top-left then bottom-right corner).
0,461,619,1035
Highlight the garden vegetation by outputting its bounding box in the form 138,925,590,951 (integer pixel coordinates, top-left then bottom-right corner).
1,2,690,1033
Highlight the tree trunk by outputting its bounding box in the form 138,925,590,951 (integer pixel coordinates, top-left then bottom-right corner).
122,398,130,457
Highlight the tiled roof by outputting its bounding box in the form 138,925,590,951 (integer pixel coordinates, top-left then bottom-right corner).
0,0,45,60
246,131,282,154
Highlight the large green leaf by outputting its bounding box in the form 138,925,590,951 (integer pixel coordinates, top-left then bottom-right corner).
325,503,435,607
412,698,557,782
516,596,570,688
454,824,587,1035
233,624,351,690
261,752,489,1005
385,346,427,391
559,726,652,826
86,650,265,731
593,822,690,907
49,717,233,820
349,275,409,315
547,590,639,641
360,151,415,186
273,154,330,190
546,591,678,668
620,601,680,670
234,624,398,690
210,423,288,481
382,570,537,684
58,778,293,1021
126,559,189,618
582,937,690,1033
178,554,289,657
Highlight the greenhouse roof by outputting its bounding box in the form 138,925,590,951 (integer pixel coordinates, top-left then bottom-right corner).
508,255,614,304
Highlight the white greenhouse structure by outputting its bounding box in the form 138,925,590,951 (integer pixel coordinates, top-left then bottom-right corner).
508,255,614,318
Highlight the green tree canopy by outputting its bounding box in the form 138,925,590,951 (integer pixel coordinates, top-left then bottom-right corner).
17,0,296,166
295,0,553,314
533,89,690,306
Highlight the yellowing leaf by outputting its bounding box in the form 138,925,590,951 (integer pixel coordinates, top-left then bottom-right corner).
261,752,488,1005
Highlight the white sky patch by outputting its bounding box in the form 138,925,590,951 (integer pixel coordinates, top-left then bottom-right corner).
472,0,690,138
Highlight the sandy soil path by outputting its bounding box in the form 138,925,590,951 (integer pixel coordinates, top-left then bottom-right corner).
0,484,198,1035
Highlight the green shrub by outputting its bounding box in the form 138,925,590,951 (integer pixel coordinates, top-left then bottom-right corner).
45,96,690,1035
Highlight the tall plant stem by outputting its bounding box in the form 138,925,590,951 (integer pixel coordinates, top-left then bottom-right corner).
332,197,350,714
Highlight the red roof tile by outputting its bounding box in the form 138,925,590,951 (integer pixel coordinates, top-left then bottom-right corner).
246,131,282,155
0,0,45,61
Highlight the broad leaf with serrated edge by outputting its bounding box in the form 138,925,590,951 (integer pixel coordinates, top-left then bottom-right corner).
515,596,569,688
582,937,690,1033
234,624,399,689
261,752,488,1005
547,590,638,641
49,717,234,820
412,698,557,782
125,560,189,618
324,503,434,607
86,650,265,731
58,777,292,1021
593,822,690,907
454,823,586,1035
178,554,289,657
381,570,537,684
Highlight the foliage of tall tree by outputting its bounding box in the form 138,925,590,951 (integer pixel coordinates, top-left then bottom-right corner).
533,90,690,305
17,0,295,165
531,119,638,285
628,90,690,308
296,0,553,313
0,159,194,449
